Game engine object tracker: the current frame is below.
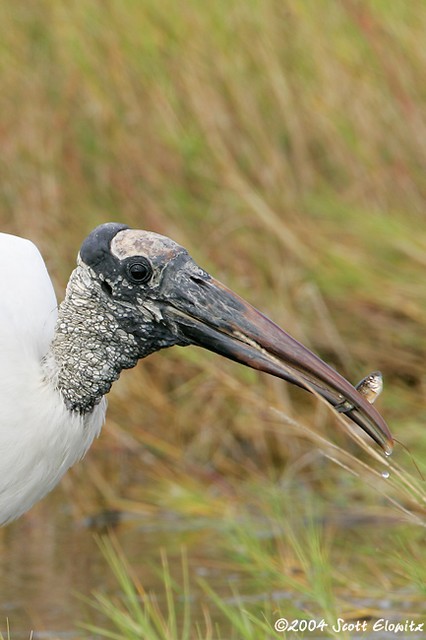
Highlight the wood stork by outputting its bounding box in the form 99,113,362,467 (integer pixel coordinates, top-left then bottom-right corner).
0,223,393,525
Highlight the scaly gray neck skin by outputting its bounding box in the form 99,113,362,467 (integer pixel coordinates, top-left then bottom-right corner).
44,266,141,413
44,265,177,413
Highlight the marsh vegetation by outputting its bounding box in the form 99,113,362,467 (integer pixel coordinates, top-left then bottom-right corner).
0,1,425,637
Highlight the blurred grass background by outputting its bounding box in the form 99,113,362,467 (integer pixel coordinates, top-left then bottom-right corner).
1,0,426,636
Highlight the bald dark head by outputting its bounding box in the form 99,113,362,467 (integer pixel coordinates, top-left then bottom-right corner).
79,223,129,269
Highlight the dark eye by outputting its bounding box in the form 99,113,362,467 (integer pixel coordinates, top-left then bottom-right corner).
126,258,153,284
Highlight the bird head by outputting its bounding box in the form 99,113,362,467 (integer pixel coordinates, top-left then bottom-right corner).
70,222,393,454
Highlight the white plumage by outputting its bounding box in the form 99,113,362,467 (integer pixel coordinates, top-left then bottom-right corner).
0,233,105,524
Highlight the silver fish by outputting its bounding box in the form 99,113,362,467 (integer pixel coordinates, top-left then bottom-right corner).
336,371,383,413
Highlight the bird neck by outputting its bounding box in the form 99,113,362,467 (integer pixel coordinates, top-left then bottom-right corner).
45,266,140,413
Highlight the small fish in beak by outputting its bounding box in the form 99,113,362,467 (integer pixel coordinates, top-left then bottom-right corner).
356,371,384,404
337,371,383,411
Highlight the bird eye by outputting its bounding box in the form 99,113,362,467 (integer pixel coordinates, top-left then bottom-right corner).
126,259,153,284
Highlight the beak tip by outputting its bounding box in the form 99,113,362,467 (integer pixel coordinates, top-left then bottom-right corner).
384,441,394,456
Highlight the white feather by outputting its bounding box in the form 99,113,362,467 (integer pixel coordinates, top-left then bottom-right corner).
0,233,105,524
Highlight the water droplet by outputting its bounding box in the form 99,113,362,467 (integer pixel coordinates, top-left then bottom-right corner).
384,448,392,457
381,471,390,479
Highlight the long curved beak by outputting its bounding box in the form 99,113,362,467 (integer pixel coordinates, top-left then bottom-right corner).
165,273,393,454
